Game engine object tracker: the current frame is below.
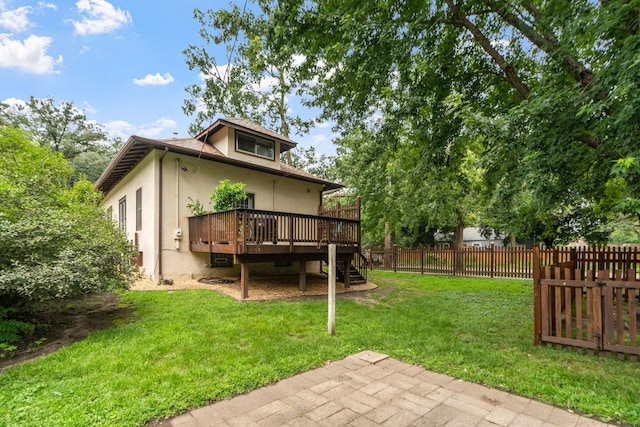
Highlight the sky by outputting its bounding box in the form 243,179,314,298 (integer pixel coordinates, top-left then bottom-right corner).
0,0,335,155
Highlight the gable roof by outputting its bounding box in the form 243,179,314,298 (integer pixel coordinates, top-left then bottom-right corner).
195,117,297,152
95,124,342,194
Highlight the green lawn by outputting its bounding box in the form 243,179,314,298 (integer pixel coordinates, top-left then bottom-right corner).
1,272,639,426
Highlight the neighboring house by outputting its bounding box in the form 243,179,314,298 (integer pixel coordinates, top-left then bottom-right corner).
96,118,363,297
434,227,506,248
463,227,505,248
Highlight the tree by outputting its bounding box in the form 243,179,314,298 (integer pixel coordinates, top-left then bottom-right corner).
259,0,640,243
183,3,314,139
0,97,115,183
288,146,338,181
0,127,137,310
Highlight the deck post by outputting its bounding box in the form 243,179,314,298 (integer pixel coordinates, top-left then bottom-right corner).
344,258,351,288
299,261,307,292
240,262,249,299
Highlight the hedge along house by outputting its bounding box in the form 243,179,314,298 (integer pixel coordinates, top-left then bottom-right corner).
96,117,364,298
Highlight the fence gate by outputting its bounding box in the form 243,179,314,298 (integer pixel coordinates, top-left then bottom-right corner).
533,247,640,361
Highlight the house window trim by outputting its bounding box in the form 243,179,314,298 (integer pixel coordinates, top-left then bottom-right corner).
118,196,126,232
235,131,276,160
234,192,255,209
135,188,142,231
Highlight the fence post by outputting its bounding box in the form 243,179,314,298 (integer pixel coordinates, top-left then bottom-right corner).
490,243,495,278
421,247,425,275
533,246,542,346
393,248,397,272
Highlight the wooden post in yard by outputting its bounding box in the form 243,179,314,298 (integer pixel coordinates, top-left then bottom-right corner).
328,244,336,335
533,247,542,345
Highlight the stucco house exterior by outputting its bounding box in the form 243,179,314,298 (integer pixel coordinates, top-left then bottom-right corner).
95,118,363,297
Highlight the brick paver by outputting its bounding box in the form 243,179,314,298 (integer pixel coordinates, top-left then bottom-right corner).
155,351,615,427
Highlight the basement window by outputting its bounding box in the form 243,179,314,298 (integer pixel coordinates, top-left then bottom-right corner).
236,131,275,160
211,253,233,268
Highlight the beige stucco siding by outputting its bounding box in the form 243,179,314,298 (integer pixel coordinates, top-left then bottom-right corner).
165,150,323,280
207,128,282,170
100,152,158,278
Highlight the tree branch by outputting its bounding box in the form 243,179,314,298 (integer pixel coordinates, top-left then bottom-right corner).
487,1,595,90
446,0,531,100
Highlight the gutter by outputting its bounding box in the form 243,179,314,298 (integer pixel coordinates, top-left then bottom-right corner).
157,147,169,284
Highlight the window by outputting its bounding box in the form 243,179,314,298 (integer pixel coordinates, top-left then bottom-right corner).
235,193,255,209
135,188,142,231
211,253,233,268
106,206,113,220
118,197,126,231
236,131,275,160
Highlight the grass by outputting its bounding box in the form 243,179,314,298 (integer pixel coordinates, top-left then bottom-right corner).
1,271,639,426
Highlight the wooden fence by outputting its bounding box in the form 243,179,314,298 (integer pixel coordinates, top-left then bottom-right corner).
533,246,640,360
365,246,553,278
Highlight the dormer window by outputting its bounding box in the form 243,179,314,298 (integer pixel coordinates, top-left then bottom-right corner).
236,131,275,160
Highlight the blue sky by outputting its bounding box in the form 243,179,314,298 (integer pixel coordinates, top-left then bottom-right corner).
0,0,335,154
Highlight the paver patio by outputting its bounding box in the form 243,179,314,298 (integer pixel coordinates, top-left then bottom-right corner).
155,351,613,427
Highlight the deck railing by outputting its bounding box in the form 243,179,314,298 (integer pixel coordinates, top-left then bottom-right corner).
189,208,360,254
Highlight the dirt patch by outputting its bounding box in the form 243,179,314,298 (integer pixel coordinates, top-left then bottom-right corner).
0,293,134,372
130,273,378,302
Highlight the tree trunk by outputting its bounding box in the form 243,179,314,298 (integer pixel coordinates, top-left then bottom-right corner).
384,221,394,268
453,214,465,271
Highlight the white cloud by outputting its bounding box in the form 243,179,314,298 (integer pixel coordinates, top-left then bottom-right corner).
39,2,57,11
137,127,164,137
79,45,90,54
138,116,177,137
103,119,135,139
132,72,174,86
154,116,176,128
0,6,32,33
72,0,131,36
82,101,96,114
0,34,62,74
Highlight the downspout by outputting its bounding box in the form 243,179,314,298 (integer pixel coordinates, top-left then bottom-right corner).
158,147,169,284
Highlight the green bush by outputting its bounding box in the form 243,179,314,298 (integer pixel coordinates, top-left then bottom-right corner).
0,127,137,328
210,179,247,211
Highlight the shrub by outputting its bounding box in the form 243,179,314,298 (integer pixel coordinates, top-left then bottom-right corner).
0,127,137,309
210,179,247,211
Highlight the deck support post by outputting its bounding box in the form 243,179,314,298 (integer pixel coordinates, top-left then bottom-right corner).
344,258,351,288
299,261,307,292
240,262,249,299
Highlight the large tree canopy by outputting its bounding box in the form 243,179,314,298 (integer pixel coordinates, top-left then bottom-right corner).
256,0,640,245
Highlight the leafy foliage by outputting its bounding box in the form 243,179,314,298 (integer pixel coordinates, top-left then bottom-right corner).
183,5,313,138
0,127,137,305
187,196,208,216
210,179,248,211
0,97,118,183
255,0,640,245
0,306,33,344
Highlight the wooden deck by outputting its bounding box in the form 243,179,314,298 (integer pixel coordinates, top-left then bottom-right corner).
188,203,362,298
189,208,360,256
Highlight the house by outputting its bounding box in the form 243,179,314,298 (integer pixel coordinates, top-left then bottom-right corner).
463,227,505,248
95,118,364,298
